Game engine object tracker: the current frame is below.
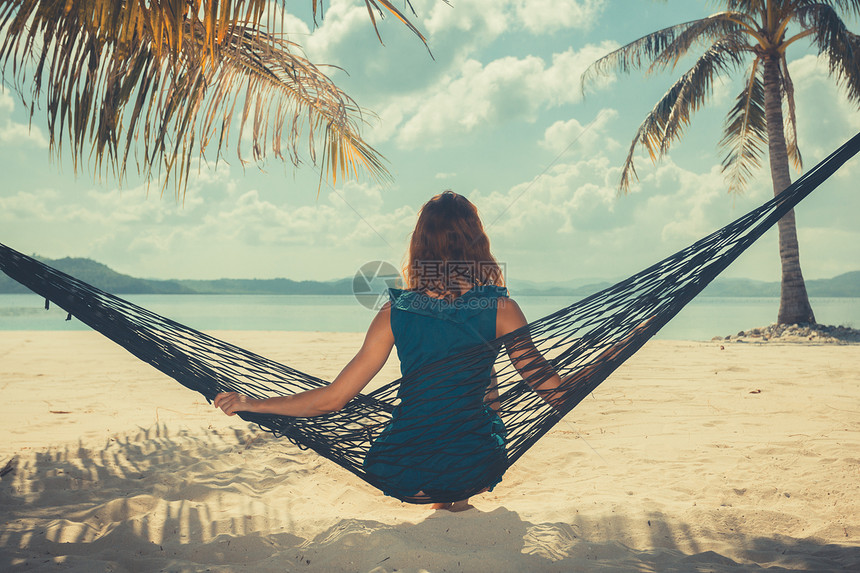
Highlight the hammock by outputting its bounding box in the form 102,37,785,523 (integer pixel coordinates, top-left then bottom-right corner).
2,132,859,503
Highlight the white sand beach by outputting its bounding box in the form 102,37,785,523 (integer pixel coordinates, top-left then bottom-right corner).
1,331,858,572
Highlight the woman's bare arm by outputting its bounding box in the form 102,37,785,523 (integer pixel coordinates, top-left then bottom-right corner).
496,298,566,407
214,304,395,417
497,298,653,409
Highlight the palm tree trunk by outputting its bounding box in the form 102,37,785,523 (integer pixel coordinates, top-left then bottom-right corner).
762,55,815,325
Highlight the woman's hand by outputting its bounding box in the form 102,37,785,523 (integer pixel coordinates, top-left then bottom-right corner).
214,392,259,416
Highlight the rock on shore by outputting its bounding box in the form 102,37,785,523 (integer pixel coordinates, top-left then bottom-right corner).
716,323,860,343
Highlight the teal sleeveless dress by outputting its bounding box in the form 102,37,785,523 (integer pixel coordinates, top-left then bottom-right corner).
363,285,508,501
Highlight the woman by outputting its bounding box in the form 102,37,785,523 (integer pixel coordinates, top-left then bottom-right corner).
214,191,564,510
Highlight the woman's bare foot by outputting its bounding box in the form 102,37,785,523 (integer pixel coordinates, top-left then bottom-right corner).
430,499,472,512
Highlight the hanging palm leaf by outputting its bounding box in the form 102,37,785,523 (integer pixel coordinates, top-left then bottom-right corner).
0,0,428,196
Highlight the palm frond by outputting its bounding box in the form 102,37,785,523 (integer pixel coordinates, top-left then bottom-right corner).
647,12,752,73
617,34,749,192
618,114,655,193
814,0,860,19
797,1,860,105
208,24,391,187
581,18,715,92
310,0,433,43
780,52,803,172
360,0,431,53
0,0,434,196
724,0,767,12
719,59,767,192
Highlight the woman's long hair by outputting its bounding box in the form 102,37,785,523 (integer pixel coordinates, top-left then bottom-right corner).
403,191,505,297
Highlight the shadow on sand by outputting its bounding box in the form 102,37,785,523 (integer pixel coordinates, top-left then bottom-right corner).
1,424,857,572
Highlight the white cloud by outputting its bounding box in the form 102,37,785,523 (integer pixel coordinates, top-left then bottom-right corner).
539,108,619,153
0,119,48,148
180,181,414,258
797,227,860,279
472,155,620,243
424,0,513,40
464,147,754,282
304,0,370,63
641,161,727,244
0,87,13,112
0,160,414,278
296,0,609,104
512,0,604,34
788,54,860,157
374,42,618,148
424,0,604,38
0,88,49,148
0,188,62,222
710,74,734,107
264,2,312,37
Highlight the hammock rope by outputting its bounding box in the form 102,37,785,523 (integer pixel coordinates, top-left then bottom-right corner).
2,131,859,503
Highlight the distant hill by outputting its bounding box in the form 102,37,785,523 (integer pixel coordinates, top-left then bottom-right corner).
700,278,780,297
510,281,614,297
0,256,352,294
2,256,859,297
512,273,860,298
179,277,354,295
688,273,860,298
806,271,860,297
0,256,194,294
507,277,612,293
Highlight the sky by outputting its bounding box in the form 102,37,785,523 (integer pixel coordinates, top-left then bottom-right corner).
1,0,859,287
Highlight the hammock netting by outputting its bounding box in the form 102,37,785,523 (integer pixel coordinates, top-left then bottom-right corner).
2,132,859,503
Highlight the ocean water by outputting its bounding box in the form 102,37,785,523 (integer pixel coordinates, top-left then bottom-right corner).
1,293,858,341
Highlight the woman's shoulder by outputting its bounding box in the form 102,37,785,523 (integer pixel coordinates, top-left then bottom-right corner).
495,295,527,337
494,295,521,315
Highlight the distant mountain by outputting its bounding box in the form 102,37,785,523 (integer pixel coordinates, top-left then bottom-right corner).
2,256,860,297
806,271,860,297
506,277,612,292
510,273,860,298
507,278,614,296
0,256,194,294
179,277,353,295
512,273,860,298
0,256,352,294
700,278,780,297
510,282,614,297
691,273,860,298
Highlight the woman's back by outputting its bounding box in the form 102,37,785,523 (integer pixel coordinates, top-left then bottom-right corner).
362,286,508,501
390,284,505,378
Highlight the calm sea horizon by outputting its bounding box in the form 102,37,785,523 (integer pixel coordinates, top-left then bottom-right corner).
1,293,858,341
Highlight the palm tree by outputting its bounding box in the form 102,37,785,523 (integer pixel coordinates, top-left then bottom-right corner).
0,0,428,197
582,0,860,325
